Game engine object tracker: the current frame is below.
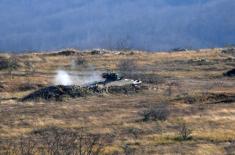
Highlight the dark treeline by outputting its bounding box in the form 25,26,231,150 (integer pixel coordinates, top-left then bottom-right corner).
0,0,235,52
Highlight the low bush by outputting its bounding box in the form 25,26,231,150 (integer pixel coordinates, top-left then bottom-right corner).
2,126,106,155
74,57,87,66
141,103,170,122
0,59,9,70
225,140,235,155
122,144,136,155
0,56,19,79
176,122,192,141
184,96,197,104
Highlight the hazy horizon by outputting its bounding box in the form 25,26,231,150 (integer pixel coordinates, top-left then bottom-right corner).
0,0,235,52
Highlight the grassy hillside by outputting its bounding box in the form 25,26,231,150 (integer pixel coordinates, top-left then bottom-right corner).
0,48,234,154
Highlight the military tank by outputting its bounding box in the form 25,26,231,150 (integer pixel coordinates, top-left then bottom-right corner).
88,72,142,88
22,72,143,102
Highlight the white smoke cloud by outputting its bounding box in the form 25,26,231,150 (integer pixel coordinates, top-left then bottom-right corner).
54,70,73,85
54,70,104,86
73,71,104,86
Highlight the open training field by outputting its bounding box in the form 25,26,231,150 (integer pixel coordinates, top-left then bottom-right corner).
0,48,234,155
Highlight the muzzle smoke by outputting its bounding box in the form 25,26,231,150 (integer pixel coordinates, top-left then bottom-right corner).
54,70,104,86
54,70,73,85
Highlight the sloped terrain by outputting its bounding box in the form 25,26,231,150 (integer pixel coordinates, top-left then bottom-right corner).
21,84,143,102
0,48,235,154
21,85,94,101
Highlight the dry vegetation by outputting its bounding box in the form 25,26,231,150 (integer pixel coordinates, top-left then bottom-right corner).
0,48,234,154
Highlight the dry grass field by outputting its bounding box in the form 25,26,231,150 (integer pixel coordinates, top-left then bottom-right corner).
0,48,234,154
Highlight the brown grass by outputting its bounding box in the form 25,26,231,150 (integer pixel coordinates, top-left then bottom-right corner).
0,48,234,154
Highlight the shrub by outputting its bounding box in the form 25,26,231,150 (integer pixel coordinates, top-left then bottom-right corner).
176,122,192,141
24,61,35,75
71,57,88,70
184,96,197,104
0,56,19,71
0,56,19,79
3,127,105,155
74,57,87,66
225,140,235,155
141,103,170,122
122,144,136,155
125,128,142,139
0,59,9,70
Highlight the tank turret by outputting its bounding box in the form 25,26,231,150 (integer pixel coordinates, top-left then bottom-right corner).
102,72,123,82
